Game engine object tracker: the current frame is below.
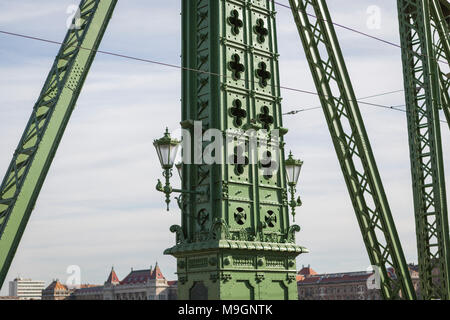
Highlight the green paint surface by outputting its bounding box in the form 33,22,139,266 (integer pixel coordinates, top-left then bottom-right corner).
166,0,306,300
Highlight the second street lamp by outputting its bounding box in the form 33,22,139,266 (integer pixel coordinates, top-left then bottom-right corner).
285,151,303,221
154,128,204,211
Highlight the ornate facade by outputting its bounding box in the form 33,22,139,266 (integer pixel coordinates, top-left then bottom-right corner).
101,264,177,300
42,263,177,300
297,264,421,300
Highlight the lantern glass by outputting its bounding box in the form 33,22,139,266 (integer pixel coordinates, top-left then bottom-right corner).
168,144,180,167
153,128,181,169
286,164,301,185
285,152,303,186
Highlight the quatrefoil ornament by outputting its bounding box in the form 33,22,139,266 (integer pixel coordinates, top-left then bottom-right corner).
264,210,277,228
229,54,245,80
229,145,249,175
228,10,243,35
229,99,247,127
254,19,269,43
234,207,247,225
257,105,274,130
256,62,271,87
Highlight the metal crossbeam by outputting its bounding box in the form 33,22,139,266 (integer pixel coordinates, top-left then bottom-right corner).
397,0,450,299
288,0,416,299
0,0,117,288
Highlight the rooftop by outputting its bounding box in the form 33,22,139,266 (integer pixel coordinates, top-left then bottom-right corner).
120,263,166,285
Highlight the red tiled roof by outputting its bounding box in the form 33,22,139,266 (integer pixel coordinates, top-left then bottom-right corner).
44,280,68,291
117,263,168,285
121,269,152,285
298,267,318,276
296,275,305,281
105,267,120,285
150,263,165,280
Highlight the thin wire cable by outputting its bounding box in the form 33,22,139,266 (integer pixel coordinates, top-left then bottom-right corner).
284,102,407,115
0,29,447,125
283,100,448,127
0,30,405,108
283,90,405,115
289,104,449,126
274,1,449,65
274,1,402,48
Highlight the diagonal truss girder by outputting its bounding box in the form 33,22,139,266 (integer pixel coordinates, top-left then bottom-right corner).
288,0,416,299
397,0,450,300
431,0,450,130
0,0,117,288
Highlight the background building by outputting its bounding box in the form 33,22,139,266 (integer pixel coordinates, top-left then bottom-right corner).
41,262,177,300
8,278,45,300
297,266,381,300
100,263,177,300
41,280,72,300
297,264,421,300
70,284,103,300
41,280,101,300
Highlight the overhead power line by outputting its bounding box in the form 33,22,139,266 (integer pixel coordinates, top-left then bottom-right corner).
283,90,406,115
0,29,447,125
0,30,402,106
273,1,448,65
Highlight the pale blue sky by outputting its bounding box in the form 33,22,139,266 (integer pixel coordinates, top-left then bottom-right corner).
0,0,449,294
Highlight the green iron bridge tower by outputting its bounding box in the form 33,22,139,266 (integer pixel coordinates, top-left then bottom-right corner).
159,0,307,300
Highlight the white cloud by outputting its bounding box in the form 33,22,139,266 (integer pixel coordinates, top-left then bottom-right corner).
0,2,64,24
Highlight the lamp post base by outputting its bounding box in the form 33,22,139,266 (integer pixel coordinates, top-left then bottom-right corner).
165,241,307,300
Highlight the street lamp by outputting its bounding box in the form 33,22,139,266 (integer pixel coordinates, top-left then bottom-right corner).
285,151,303,221
154,128,180,170
154,128,204,211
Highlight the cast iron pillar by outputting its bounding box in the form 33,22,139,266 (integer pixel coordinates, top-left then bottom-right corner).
164,0,307,300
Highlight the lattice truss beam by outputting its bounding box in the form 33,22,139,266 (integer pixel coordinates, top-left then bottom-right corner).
397,0,450,300
432,0,450,127
0,0,117,287
288,0,416,299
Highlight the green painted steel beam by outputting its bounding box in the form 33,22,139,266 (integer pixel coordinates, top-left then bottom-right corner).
0,0,117,288
397,0,450,299
431,0,450,130
167,0,306,300
441,74,450,129
288,0,416,299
